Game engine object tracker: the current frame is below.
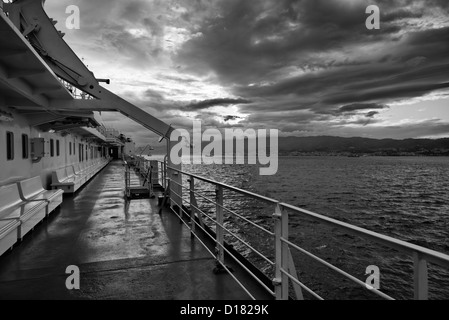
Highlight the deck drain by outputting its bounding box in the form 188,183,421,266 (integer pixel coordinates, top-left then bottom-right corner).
110,216,119,219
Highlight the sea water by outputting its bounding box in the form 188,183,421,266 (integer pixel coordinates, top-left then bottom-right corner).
182,156,449,300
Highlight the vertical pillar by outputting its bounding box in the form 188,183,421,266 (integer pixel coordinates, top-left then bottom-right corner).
273,203,282,299
189,177,196,238
216,185,224,264
168,138,182,211
280,205,289,299
273,203,288,300
413,252,428,300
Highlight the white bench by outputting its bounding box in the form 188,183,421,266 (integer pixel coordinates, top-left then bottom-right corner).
73,163,87,185
80,162,94,180
0,184,22,256
51,167,82,193
51,159,110,194
66,166,85,187
85,162,95,180
0,182,47,246
19,176,64,217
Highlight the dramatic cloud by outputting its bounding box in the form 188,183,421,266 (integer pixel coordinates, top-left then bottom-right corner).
182,98,252,111
365,111,380,118
43,0,449,144
223,115,242,122
338,103,389,113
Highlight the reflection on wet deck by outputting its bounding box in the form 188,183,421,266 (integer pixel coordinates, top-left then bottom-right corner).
0,161,252,300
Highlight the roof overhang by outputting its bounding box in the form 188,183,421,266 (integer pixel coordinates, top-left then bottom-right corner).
70,126,107,143
0,9,74,110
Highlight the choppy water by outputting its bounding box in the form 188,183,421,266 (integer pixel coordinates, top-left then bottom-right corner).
180,156,449,300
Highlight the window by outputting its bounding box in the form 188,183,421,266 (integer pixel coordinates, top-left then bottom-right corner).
6,132,14,160
73,141,76,155
79,144,83,162
50,139,54,157
69,142,72,155
56,140,60,157
22,134,29,159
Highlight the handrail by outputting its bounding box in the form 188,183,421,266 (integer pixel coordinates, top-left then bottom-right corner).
281,203,449,270
170,190,276,298
281,237,394,300
171,178,274,236
280,268,324,300
165,164,280,205
145,159,449,300
188,200,275,267
173,196,257,300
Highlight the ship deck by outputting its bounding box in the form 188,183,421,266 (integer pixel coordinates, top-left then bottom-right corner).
0,161,269,300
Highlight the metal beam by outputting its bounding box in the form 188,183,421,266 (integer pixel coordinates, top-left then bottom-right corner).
26,113,66,126
0,61,50,108
49,87,174,139
7,68,46,78
0,48,28,58
33,85,63,94
6,0,100,91
3,98,38,108
0,8,71,103
41,123,91,132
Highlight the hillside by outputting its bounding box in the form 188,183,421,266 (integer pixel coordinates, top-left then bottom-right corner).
278,136,449,155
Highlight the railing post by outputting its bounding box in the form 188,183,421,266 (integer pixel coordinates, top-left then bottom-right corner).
413,252,428,300
216,185,224,265
158,161,162,187
163,161,167,190
125,165,128,196
167,140,182,213
161,161,165,189
189,177,196,238
124,163,130,198
281,205,289,299
178,170,183,223
273,202,288,300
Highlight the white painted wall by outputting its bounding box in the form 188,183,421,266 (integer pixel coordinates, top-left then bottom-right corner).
0,106,110,188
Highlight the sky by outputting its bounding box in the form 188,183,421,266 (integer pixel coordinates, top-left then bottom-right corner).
44,0,449,146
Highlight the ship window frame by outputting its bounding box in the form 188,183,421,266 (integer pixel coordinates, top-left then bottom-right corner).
56,140,60,157
6,131,14,161
50,139,54,157
69,142,72,155
22,134,29,159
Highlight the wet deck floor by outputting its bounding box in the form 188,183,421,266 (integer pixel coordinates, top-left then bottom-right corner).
0,161,261,300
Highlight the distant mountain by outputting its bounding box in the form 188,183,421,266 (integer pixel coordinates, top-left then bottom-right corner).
147,136,449,156
278,136,449,155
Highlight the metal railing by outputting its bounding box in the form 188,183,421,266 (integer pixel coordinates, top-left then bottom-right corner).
137,158,449,300
123,156,160,198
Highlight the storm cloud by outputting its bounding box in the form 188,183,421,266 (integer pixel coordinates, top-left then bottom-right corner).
182,98,252,111
44,0,449,144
